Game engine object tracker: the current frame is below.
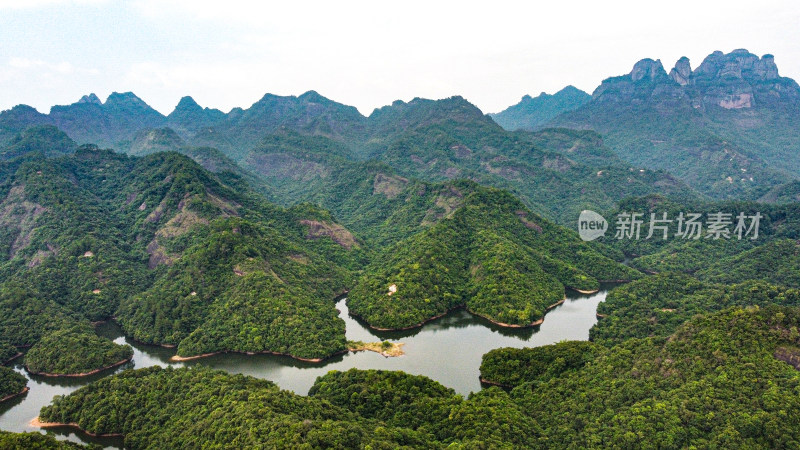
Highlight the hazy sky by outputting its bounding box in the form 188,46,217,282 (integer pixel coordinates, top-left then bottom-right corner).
1,0,799,116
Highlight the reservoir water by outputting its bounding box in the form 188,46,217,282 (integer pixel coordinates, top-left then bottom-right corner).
0,286,612,447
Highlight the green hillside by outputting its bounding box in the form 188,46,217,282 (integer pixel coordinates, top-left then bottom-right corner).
347,183,640,329
0,144,364,369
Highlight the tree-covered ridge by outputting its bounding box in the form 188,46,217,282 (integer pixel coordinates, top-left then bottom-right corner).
0,125,76,161
347,184,640,329
696,238,800,288
0,366,26,400
0,145,364,368
117,218,351,360
596,195,800,284
134,95,695,227
489,86,591,131
592,273,800,346
760,179,800,203
2,90,700,227
507,305,800,448
39,366,537,448
0,340,19,363
359,96,695,225
24,326,132,376
479,341,601,388
309,368,538,447
0,282,86,348
0,431,89,449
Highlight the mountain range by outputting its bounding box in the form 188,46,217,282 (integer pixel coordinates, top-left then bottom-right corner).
543,49,800,199
0,89,697,226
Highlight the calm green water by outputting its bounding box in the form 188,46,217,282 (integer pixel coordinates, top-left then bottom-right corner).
0,286,611,447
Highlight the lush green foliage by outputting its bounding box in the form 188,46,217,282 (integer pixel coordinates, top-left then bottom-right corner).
116,218,350,359
308,368,459,430
0,366,27,400
40,366,537,448
696,239,800,288
512,306,800,448
0,125,76,161
0,340,19,363
600,195,800,280
24,326,132,375
0,431,88,449
0,282,85,347
348,183,640,329
592,273,800,346
0,146,365,367
480,341,600,388
40,304,800,448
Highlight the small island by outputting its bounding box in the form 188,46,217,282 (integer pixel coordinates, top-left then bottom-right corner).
347,340,405,357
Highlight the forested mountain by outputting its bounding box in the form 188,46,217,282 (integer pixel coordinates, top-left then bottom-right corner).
546,49,800,199
347,182,640,329
0,125,76,161
490,85,591,131
0,144,366,369
592,273,800,346
597,194,800,281
481,305,800,447
0,90,697,226
225,99,694,225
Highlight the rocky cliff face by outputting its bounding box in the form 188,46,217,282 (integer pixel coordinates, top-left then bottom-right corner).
546,49,800,198
591,49,799,110
668,57,691,86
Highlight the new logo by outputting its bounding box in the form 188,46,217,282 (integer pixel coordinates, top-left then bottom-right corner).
578,210,607,241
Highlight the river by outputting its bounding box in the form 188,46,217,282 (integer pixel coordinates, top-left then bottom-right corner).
0,286,612,447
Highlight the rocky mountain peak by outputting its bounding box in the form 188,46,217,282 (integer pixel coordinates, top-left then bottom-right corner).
669,57,692,86
78,93,102,105
630,58,667,82
105,91,150,108
692,49,779,81
298,90,326,103
753,54,779,80
174,96,201,112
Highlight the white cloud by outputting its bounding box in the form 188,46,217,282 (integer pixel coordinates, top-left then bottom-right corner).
0,0,107,9
6,57,97,76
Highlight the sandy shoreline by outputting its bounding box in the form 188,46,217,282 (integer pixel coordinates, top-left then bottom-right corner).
352,306,464,332
348,341,405,357
26,357,132,378
479,377,512,389
0,386,29,403
170,348,349,363
29,417,124,437
468,296,566,328
573,288,599,294
2,352,23,365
